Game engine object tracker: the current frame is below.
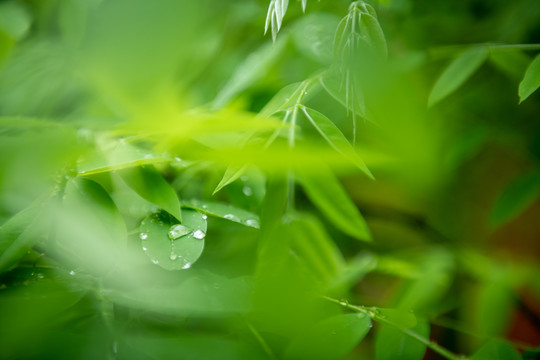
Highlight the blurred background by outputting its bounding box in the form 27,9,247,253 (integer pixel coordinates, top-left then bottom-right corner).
0,0,539,359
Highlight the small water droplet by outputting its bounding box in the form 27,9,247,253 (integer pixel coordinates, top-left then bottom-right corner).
202,214,208,220
182,262,192,269
245,219,259,228
202,204,208,209
151,258,159,264
142,247,147,251
242,186,253,196
36,273,45,279
69,270,76,276
224,214,239,222
139,233,148,240
169,253,177,260
174,156,182,162
192,230,206,239
168,224,192,240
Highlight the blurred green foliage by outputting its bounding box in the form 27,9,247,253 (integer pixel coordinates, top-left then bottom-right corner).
1,0,540,359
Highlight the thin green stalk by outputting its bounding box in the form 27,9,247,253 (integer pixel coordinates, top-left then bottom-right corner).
322,296,470,360
246,319,278,360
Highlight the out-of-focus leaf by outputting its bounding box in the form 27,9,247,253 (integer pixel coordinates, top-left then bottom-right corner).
104,272,252,316
476,278,514,337
283,313,372,360
54,177,126,275
139,209,207,271
213,164,249,194
212,36,288,109
490,170,540,226
375,319,429,360
77,138,171,176
428,46,489,107
377,308,418,328
287,214,345,282
297,166,371,241
0,196,48,272
519,53,540,103
122,333,266,360
184,199,260,229
292,13,340,65
301,106,373,178
119,165,182,222
471,339,521,360
0,2,31,41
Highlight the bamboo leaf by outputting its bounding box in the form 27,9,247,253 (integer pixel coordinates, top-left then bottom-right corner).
519,53,540,103
119,165,182,222
297,166,371,241
213,164,249,194
301,106,373,178
284,313,372,360
184,199,260,229
428,46,489,107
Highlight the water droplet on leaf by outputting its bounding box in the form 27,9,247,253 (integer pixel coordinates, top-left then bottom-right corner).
139,233,148,240
69,270,76,276
242,186,253,196
192,230,206,239
245,219,259,228
168,224,192,240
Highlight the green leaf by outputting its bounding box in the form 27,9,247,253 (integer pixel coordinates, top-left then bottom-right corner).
491,170,540,226
283,313,372,360
297,166,371,241
519,53,540,103
292,13,340,65
56,178,127,274
184,199,260,229
139,209,207,270
77,138,171,176
213,164,249,194
375,319,429,360
428,46,489,107
471,339,521,360
301,106,373,178
212,36,287,109
105,272,252,316
0,196,48,273
119,165,182,222
259,82,305,118
377,308,418,328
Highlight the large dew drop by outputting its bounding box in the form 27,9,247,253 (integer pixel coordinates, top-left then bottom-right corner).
168,224,192,240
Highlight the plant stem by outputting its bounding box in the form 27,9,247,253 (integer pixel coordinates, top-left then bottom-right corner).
245,319,278,360
322,296,470,360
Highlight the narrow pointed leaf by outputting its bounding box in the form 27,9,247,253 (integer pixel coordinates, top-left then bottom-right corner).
139,210,207,271
284,313,372,360
302,106,373,178
297,166,371,241
490,170,540,226
184,199,260,229
213,164,249,194
428,46,489,107
519,53,540,103
119,165,182,222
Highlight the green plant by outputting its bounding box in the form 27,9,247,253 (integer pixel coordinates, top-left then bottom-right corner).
1,0,540,359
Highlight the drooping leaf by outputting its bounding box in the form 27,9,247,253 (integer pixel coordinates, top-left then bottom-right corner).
301,106,373,178
213,164,249,194
375,319,429,360
428,46,489,107
297,166,371,241
265,0,289,42
490,170,540,226
283,313,372,360
119,165,182,222
471,339,521,360
139,209,207,270
184,199,260,229
519,53,540,103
